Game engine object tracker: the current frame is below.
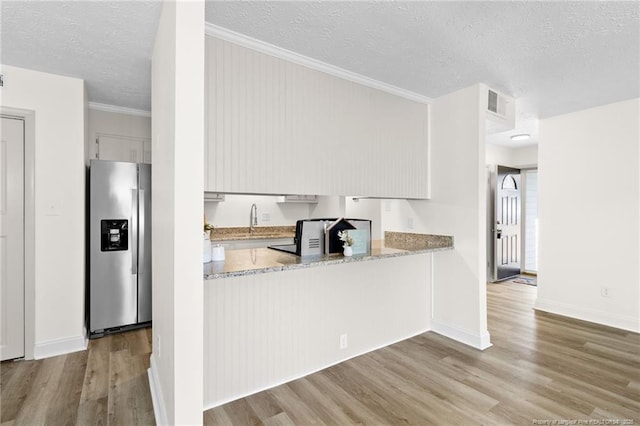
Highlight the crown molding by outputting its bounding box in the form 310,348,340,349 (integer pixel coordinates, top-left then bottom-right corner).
88,102,151,118
204,23,432,105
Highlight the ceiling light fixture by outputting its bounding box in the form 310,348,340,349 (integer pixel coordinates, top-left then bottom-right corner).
510,134,530,141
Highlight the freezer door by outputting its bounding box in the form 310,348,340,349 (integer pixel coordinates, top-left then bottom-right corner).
137,163,152,323
89,160,138,332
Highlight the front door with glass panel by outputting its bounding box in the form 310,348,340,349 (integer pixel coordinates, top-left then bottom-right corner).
495,165,521,280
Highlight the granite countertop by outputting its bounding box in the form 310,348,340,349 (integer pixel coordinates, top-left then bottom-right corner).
209,226,295,241
204,232,453,280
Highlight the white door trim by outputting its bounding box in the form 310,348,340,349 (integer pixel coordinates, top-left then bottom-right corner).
520,167,538,275
2,108,36,359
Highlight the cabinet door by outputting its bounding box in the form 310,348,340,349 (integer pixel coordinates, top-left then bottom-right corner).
206,36,429,198
97,135,151,164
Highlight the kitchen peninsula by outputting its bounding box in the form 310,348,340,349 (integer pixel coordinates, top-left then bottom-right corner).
203,232,453,409
205,232,452,279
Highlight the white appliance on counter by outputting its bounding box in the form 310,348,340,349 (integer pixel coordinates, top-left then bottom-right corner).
268,218,371,256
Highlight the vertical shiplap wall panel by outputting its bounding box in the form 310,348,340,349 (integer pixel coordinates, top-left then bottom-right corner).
205,36,430,197
204,253,432,408
214,38,225,190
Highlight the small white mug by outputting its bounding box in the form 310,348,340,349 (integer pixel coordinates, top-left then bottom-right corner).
211,245,225,261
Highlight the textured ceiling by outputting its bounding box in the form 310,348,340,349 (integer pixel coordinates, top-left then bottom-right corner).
206,1,640,118
206,1,640,146
1,0,162,112
1,1,638,147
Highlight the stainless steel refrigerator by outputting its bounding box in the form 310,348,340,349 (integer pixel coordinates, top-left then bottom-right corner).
88,160,151,338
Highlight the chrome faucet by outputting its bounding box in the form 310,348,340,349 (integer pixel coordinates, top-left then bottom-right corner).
249,203,258,234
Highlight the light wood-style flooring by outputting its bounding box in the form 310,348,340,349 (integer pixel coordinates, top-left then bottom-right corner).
2,282,639,425
205,281,640,425
1,327,154,425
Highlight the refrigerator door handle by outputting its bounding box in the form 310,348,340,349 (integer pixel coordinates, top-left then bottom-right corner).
131,188,138,275
138,188,145,276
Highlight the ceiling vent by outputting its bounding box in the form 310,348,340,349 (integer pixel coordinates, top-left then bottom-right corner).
488,89,507,118
486,87,515,133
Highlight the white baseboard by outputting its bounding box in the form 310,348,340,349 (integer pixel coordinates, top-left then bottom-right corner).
431,320,493,350
33,335,87,359
535,298,640,333
148,354,168,425
203,327,431,411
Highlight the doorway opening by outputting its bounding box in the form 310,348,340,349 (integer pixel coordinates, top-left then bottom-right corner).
1,109,36,361
487,166,538,286
487,165,538,286
488,165,522,282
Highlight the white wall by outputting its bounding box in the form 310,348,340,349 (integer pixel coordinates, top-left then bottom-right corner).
87,109,151,163
536,98,640,332
310,195,345,218
204,194,387,239
380,199,412,233
204,194,310,227
345,198,383,240
0,65,87,358
149,1,204,424
382,84,491,349
512,145,538,168
486,144,513,166
486,143,538,168
204,194,384,238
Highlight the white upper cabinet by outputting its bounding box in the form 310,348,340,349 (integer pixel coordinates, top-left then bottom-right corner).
97,135,151,164
205,36,430,199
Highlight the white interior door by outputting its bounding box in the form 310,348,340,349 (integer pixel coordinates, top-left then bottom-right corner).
1,116,25,360
97,134,151,164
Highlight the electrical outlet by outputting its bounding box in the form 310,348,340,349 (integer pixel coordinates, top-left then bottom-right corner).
407,217,414,230
261,213,271,222
155,334,161,358
600,287,610,298
339,334,348,350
